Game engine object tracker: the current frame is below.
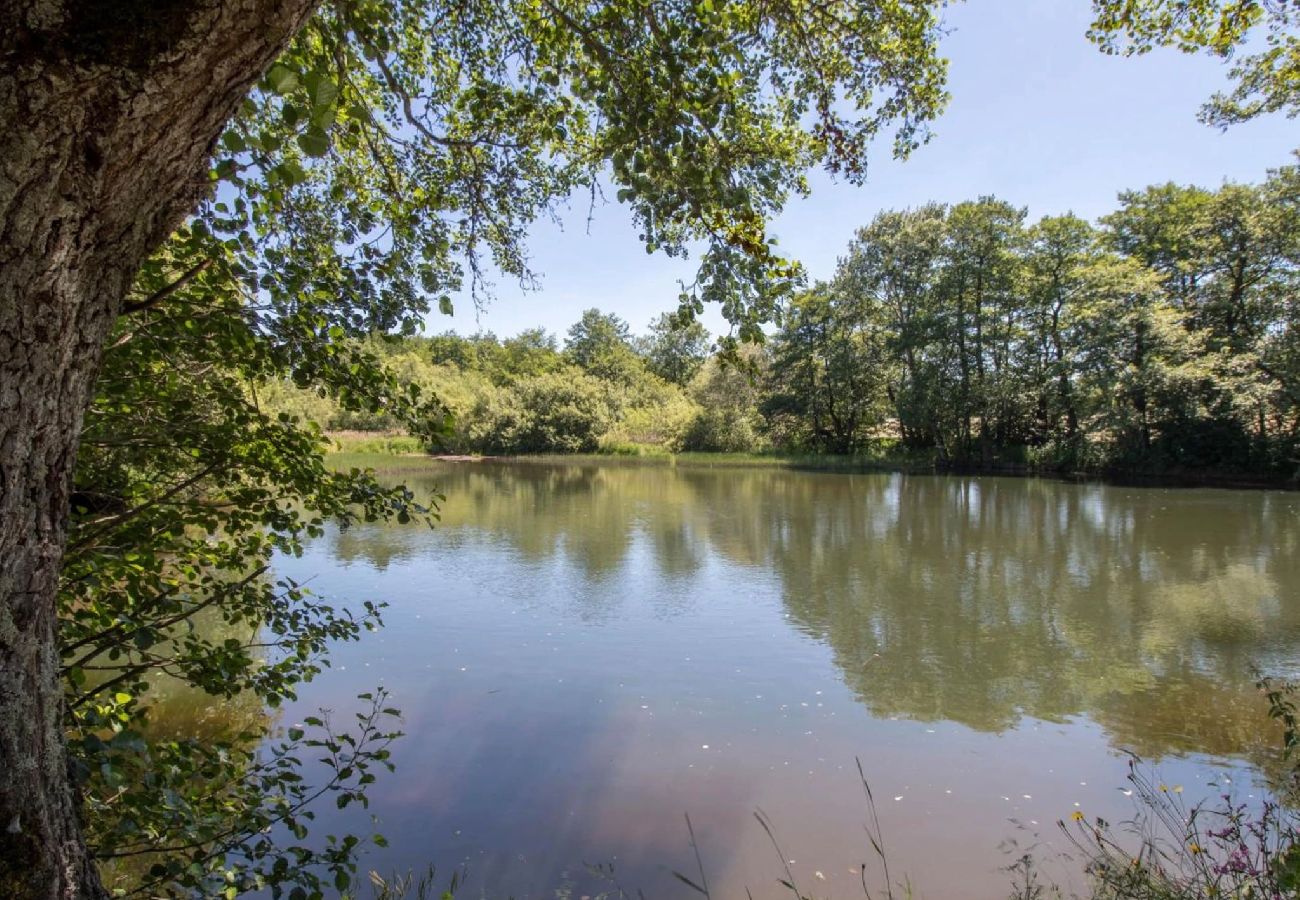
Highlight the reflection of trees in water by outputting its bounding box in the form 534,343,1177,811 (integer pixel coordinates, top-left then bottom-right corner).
319,461,1300,760
761,475,1297,762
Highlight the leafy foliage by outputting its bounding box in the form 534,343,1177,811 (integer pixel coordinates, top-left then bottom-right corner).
764,283,892,453
639,313,713,386
1089,0,1300,126
681,349,769,452
564,309,646,385
759,168,1300,477
483,369,616,453
213,0,949,338
64,228,435,896
262,318,764,456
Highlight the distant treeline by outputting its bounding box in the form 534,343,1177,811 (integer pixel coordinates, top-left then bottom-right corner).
263,308,754,455
268,166,1300,482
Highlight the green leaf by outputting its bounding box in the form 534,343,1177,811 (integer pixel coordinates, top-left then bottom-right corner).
266,64,299,95
296,130,330,158
272,159,306,186
305,71,340,113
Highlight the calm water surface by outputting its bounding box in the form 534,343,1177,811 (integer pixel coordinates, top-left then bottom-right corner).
270,460,1300,899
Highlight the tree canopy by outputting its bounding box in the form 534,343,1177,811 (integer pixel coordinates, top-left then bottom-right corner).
1089,0,1300,125
639,312,713,386
210,0,950,347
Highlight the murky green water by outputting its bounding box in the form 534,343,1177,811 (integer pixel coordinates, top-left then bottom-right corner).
265,460,1299,898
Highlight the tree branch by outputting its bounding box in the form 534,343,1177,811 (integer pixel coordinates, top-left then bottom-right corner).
120,259,214,317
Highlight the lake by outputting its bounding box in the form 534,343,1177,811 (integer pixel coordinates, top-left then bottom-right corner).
269,459,1300,899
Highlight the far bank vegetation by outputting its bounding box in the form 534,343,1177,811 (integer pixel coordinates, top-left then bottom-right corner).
268,172,1300,483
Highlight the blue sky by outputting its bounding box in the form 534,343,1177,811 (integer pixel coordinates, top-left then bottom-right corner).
437,0,1298,341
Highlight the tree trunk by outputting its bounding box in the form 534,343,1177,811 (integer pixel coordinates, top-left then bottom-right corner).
954,278,970,459
1132,315,1151,454
0,2,316,896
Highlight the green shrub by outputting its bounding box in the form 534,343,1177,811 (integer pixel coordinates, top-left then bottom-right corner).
484,368,614,453
681,355,767,453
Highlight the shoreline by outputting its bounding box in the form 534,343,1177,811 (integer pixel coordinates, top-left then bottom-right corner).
326,442,1298,491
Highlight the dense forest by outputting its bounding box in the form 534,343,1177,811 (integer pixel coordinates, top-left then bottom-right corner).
273,166,1300,482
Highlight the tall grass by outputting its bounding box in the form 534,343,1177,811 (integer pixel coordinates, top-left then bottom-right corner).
363,867,460,900
666,758,912,900
326,432,428,455
1051,675,1300,899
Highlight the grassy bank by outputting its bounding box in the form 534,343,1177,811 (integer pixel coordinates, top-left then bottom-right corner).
323,434,941,476
513,447,938,473
324,435,1295,489
325,431,428,455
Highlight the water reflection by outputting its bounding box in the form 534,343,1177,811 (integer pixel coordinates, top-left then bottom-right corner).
279,461,1300,899
325,462,1298,753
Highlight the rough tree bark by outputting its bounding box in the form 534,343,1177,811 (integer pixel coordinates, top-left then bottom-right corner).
0,2,317,895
